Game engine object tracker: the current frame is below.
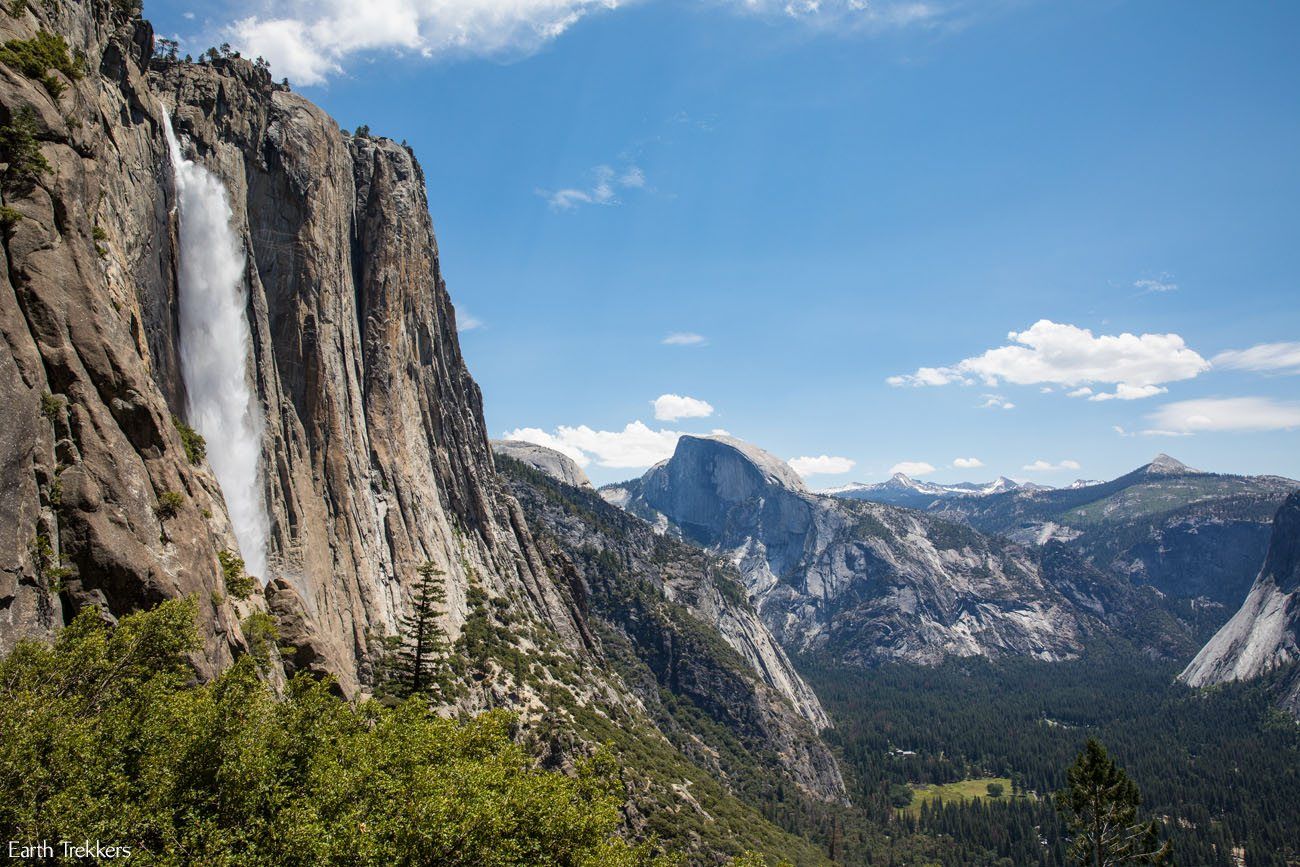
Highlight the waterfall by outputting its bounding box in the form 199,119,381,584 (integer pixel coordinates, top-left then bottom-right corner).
163,113,270,581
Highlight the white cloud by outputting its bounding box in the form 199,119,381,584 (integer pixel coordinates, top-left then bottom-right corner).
788,455,856,476
1067,387,1093,398
952,457,984,469
540,164,646,211
890,461,936,476
502,420,688,468
457,311,484,332
620,167,646,188
1022,459,1082,472
888,320,1209,399
980,394,1015,410
1087,383,1167,402
1135,277,1178,293
230,0,623,86
1144,397,1300,434
1212,342,1300,375
652,393,714,422
225,0,954,86
662,332,706,346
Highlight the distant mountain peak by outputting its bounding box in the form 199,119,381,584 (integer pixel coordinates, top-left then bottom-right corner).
1145,454,1199,476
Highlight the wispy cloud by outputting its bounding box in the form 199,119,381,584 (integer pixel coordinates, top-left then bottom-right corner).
662,332,707,346
952,457,984,469
979,394,1015,410
538,164,647,211
1135,276,1178,294
457,311,484,332
1144,397,1300,434
1212,342,1300,375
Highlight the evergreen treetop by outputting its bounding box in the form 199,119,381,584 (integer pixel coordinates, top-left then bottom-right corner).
1054,738,1171,867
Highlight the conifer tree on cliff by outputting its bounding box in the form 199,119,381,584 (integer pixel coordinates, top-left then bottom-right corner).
1054,738,1171,867
377,561,448,699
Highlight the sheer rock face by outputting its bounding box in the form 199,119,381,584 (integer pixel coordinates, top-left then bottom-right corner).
617,436,1100,665
0,2,587,697
0,5,249,675
497,452,846,803
152,62,596,697
1181,493,1300,698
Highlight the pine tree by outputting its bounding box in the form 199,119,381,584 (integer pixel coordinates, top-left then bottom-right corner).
378,560,448,700
1054,738,1171,867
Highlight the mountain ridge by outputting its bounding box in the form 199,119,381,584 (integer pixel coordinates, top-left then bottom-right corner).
605,434,1199,666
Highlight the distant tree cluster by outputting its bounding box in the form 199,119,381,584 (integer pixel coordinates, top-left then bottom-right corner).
803,648,1300,865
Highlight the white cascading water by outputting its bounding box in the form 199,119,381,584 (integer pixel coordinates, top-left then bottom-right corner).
163,112,270,580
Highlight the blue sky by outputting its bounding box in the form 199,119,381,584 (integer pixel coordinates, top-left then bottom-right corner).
147,0,1300,487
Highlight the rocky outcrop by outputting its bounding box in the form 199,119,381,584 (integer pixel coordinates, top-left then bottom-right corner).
497,450,845,803
615,435,1100,665
493,439,592,489
1181,493,1300,692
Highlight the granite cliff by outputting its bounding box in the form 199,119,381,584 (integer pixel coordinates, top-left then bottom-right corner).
1181,492,1300,715
0,0,595,704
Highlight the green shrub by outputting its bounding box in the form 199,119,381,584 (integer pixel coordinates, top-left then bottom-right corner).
0,205,20,230
171,415,206,464
39,391,61,422
218,549,255,598
29,533,72,587
0,600,671,866
110,0,141,18
155,490,184,520
0,30,83,98
0,107,50,188
240,610,279,669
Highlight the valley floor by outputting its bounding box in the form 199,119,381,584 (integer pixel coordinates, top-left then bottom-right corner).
799,644,1300,866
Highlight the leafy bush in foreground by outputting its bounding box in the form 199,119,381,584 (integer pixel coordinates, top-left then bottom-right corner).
0,599,670,866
